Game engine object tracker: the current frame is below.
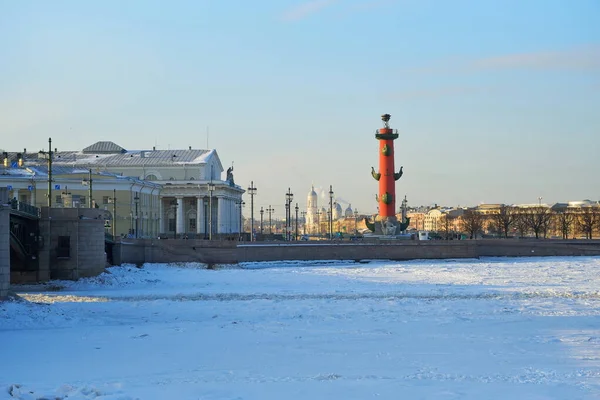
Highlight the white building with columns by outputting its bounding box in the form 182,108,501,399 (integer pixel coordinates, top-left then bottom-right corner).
7,141,244,238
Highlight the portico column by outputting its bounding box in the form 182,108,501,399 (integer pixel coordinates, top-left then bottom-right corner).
217,196,224,234
176,196,184,234
196,196,203,234
228,198,233,233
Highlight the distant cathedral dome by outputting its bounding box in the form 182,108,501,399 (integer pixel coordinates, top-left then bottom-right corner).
333,202,343,220
345,204,354,218
307,185,317,208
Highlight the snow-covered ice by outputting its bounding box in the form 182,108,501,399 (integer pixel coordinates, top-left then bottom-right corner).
2,256,600,399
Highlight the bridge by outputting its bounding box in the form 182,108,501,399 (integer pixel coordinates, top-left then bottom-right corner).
8,199,41,282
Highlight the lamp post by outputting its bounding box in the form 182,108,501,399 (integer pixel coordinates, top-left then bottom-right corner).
208,182,216,240
236,200,245,241
301,211,306,235
170,199,178,239
329,185,334,240
38,137,54,207
134,193,140,238
285,188,293,241
316,210,321,237
295,203,299,241
285,202,289,241
260,207,264,235
354,209,359,235
81,169,93,208
267,205,274,235
129,211,133,236
248,181,257,241
110,189,117,238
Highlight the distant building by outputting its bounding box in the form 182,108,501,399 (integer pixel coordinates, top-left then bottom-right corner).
2,141,244,238
0,165,161,238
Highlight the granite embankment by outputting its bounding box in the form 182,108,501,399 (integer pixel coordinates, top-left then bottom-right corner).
113,239,600,266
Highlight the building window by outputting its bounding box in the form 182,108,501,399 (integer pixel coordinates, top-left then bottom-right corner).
168,218,176,232
103,196,109,204
190,218,196,231
55,195,62,205
146,174,158,181
57,236,70,258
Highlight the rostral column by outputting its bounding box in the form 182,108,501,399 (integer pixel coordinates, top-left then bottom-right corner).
370,114,404,235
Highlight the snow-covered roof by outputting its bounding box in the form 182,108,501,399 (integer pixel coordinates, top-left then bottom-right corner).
24,148,213,167
82,141,127,154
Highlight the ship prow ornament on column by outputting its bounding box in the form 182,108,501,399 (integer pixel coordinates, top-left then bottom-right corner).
364,113,410,236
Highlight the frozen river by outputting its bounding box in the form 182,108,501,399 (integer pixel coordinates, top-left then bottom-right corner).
2,256,600,399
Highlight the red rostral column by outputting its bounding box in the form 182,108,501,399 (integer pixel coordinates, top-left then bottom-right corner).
371,114,403,229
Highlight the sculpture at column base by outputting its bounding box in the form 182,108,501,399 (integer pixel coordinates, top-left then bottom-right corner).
364,215,400,236
363,215,411,236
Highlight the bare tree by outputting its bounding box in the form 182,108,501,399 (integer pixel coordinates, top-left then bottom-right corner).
521,206,553,239
460,209,485,239
513,211,529,238
439,213,455,240
577,206,600,239
555,211,576,239
490,205,518,238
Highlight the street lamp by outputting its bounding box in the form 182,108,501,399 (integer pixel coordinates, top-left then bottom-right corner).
109,189,117,238
170,199,178,239
38,137,54,207
354,209,359,234
208,182,216,240
295,203,299,240
260,207,264,235
267,205,274,235
285,202,289,241
237,200,245,241
329,185,334,240
301,211,307,235
248,181,257,241
81,168,93,208
316,210,321,236
134,193,140,238
285,188,293,241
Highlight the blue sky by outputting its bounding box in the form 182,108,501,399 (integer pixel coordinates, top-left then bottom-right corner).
1,0,599,217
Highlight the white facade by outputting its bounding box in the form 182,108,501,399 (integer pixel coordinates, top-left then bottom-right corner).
424,208,443,232
8,141,244,238
306,186,318,234
0,166,162,238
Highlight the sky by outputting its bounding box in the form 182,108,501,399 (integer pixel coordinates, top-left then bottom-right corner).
1,0,599,217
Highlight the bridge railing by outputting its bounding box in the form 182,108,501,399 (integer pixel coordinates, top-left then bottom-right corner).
9,199,40,218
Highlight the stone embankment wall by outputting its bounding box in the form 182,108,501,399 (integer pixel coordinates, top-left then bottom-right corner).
115,239,600,266
0,206,10,299
38,208,107,280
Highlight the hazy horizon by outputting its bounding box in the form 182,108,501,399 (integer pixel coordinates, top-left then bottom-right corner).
1,0,598,217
